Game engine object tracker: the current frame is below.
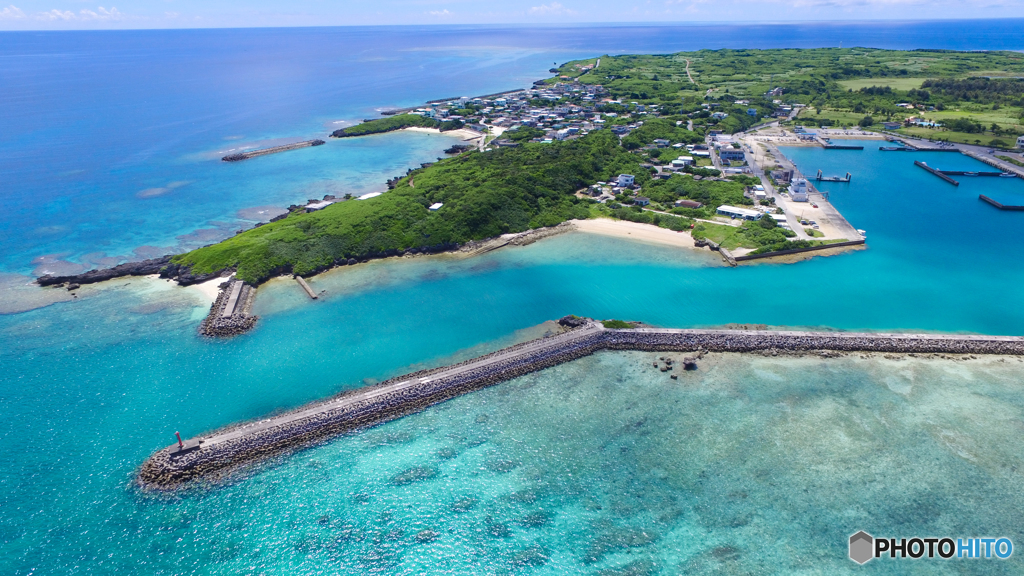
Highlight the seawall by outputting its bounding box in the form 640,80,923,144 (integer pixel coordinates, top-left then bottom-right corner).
137,321,1024,490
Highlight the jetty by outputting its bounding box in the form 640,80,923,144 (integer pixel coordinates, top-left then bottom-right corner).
979,195,1024,211
222,140,325,162
815,170,851,182
817,138,863,150
915,161,959,186
199,280,257,337
295,276,317,299
138,319,1024,490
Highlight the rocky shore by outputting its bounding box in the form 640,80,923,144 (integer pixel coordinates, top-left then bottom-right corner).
136,319,1024,490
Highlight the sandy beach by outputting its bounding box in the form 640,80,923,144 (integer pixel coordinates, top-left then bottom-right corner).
403,126,485,143
571,218,698,249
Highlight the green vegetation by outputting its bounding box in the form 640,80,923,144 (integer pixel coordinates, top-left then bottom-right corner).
837,78,928,91
691,215,796,251
601,319,632,329
805,228,824,237
331,114,439,138
173,131,647,283
558,48,1024,136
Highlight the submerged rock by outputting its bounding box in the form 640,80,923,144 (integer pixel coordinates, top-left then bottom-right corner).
414,529,438,543
389,466,438,486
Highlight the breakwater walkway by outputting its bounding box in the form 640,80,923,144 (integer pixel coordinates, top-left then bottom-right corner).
137,320,1024,490
222,139,325,162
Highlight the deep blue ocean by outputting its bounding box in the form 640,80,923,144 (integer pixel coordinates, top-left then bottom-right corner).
2,22,1024,575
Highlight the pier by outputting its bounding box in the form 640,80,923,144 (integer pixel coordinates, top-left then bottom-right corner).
222,140,325,162
295,276,317,299
914,161,959,186
138,320,1024,490
816,138,863,150
815,170,851,182
979,195,1024,211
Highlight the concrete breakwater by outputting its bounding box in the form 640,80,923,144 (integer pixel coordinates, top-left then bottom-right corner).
222,139,325,162
137,320,1024,490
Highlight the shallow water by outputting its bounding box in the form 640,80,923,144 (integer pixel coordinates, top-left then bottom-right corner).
5,22,1024,575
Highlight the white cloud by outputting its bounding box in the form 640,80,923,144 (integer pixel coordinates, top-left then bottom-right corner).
528,2,576,15
79,6,123,20
165,11,179,18
30,6,124,21
0,5,25,19
428,8,451,15
39,8,75,20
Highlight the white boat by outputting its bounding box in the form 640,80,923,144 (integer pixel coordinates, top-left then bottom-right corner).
857,229,867,237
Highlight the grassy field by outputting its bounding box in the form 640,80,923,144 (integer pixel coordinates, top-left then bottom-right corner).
837,78,928,91
796,108,876,126
893,126,1018,147
693,221,754,250
996,155,1024,167
919,108,1024,126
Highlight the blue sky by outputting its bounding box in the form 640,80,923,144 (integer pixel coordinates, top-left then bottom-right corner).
1,0,1020,30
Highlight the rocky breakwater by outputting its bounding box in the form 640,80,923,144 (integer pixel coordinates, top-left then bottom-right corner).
198,280,258,337
136,320,1024,490
601,327,1024,356
137,319,608,490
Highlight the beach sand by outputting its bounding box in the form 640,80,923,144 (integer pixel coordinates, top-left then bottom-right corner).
182,275,228,303
572,218,698,249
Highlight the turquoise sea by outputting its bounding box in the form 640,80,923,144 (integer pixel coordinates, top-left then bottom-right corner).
3,22,1024,575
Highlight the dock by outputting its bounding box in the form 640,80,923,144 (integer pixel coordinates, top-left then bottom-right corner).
295,276,317,299
815,170,851,182
914,161,959,186
979,195,1024,211
220,281,244,318
817,138,863,150
222,139,325,162
137,320,1024,490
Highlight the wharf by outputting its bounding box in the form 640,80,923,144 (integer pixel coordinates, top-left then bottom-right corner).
915,161,959,186
766,143,863,241
222,140,325,162
979,195,1024,211
138,320,1024,490
816,138,863,150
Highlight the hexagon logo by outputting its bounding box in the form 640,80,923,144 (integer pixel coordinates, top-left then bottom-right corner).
849,531,874,565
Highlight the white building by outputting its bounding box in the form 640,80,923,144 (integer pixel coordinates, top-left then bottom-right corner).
1017,135,1024,149
717,205,763,220
428,202,444,211
617,174,635,187
790,178,810,202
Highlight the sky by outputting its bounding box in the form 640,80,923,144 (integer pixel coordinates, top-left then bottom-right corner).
0,0,1021,30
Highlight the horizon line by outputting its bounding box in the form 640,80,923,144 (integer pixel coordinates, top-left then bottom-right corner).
3,16,1024,33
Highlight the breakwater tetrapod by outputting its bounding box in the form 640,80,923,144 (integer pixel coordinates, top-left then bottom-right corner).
138,320,1024,490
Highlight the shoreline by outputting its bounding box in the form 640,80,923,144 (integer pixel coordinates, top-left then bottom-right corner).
137,319,1024,490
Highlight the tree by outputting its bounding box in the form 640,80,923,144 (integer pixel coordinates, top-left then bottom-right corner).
858,116,875,127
